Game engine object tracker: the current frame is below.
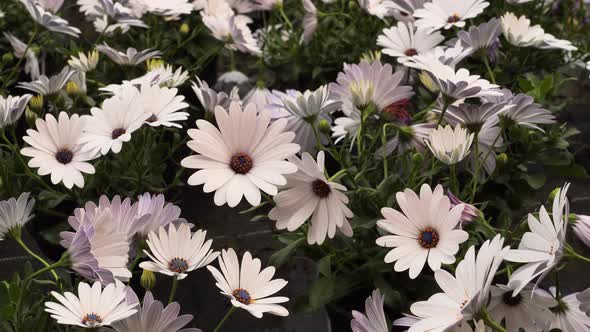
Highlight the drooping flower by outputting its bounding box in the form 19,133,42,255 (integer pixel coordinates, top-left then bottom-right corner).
407,235,509,331
181,102,300,208
45,281,138,328
21,112,97,189
17,66,75,96
376,184,469,279
377,22,445,64
505,183,570,295
97,43,161,65
139,83,189,128
488,283,556,332
135,193,186,238
269,151,353,245
68,50,99,73
351,289,388,332
20,0,81,37
302,0,317,44
550,287,590,332
0,94,32,128
413,0,489,33
375,123,434,158
425,125,474,165
447,190,480,225
139,223,218,280
192,76,236,113
80,85,148,155
3,32,40,79
0,193,35,240
331,112,361,144
110,290,200,332
207,248,289,318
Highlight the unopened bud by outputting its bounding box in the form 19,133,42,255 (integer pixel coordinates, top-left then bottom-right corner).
419,71,439,94
2,53,13,62
496,153,508,165
25,107,38,127
140,270,156,290
318,119,331,134
548,188,560,202
29,95,43,112
180,23,190,35
411,152,424,165
66,82,80,96
147,59,165,71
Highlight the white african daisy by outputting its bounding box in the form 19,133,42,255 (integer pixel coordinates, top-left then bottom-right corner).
181,102,300,208
269,151,353,245
21,112,97,189
425,125,474,165
376,184,469,279
377,22,444,64
139,223,218,280
0,94,32,128
0,193,35,240
45,281,138,328
351,289,388,332
302,0,317,43
413,0,489,33
207,248,289,318
20,0,81,37
505,183,570,295
358,0,396,19
140,0,193,17
139,83,189,128
17,66,75,96
550,287,590,332
68,50,99,73
192,76,235,113
135,193,186,238
457,18,502,53
97,43,161,65
80,85,148,155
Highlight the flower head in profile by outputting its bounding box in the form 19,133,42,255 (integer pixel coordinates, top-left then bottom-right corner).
143,64,189,88
135,193,186,238
139,83,189,128
110,290,201,332
447,190,480,225
501,12,577,51
68,50,99,72
21,112,97,189
3,32,40,79
457,18,501,54
192,76,236,113
488,283,556,332
375,123,434,158
486,89,555,131
505,183,570,295
425,125,474,165
330,60,414,114
97,43,161,65
358,0,396,19
181,102,300,207
45,281,138,328
0,94,32,128
302,0,317,43
376,184,469,279
141,0,193,18
17,66,75,96
207,248,289,318
377,22,444,64
351,289,388,332
407,235,509,331
413,0,489,33
139,223,218,280
80,85,148,155
202,13,260,55
269,151,353,245
550,287,590,332
20,0,81,37
0,193,35,240
390,0,428,21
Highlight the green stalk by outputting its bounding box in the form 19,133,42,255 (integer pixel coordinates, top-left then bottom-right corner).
168,275,179,304
213,306,237,332
14,235,59,281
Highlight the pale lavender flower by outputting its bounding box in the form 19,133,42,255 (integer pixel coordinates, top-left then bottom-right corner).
20,0,81,37
375,123,434,158
486,89,556,131
0,193,35,240
0,94,33,128
61,224,114,283
97,43,161,65
135,193,187,238
457,18,502,55
351,289,388,332
302,0,317,44
192,76,235,113
447,190,480,225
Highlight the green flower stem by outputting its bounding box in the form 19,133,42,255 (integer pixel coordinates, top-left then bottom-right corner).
566,245,590,264
277,5,293,30
328,169,347,182
469,134,480,203
14,235,59,281
213,306,237,332
449,164,459,194
436,98,450,127
483,312,507,332
168,275,179,304
483,56,496,84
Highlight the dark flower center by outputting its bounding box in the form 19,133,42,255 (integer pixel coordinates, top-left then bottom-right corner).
404,48,418,56
232,288,252,305
55,149,73,164
418,227,439,248
230,153,253,174
312,179,331,198
502,292,522,306
168,257,189,273
82,313,102,326
111,128,126,139
447,14,461,23
146,114,157,123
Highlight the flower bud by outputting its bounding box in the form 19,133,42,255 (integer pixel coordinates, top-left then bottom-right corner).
411,152,424,165
2,53,14,62
66,82,80,96
147,59,165,71
419,71,439,94
180,23,190,35
318,119,331,134
25,107,38,127
140,269,156,290
496,153,508,165
29,95,44,112
447,190,481,225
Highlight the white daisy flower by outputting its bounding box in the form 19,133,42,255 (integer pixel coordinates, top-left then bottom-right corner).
457,17,501,53
68,50,99,73
201,14,260,55
390,0,427,21
574,215,590,248
0,94,32,128
377,22,445,64
181,102,300,208
488,283,557,332
207,248,289,318
376,184,469,279
329,60,414,114
550,287,590,332
96,43,161,65
351,289,388,332
0,193,35,240
302,0,317,44
139,83,189,128
505,183,570,295
140,0,193,17
501,12,576,51
144,64,189,88
540,33,578,51
110,290,200,332
17,66,75,96
331,112,361,144
45,281,138,328
20,0,81,37
358,0,396,19
21,112,97,189
80,85,147,155
408,235,509,331
3,32,40,79
35,0,64,13
139,223,218,280
243,86,273,112
413,0,489,33
425,125,474,165
192,76,235,113
269,151,353,245
485,89,555,131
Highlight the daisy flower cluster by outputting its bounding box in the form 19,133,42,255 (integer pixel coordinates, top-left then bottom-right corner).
0,0,589,332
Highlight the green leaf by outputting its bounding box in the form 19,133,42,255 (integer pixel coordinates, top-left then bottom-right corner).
524,173,546,190
316,255,332,277
308,277,335,309
269,238,305,268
